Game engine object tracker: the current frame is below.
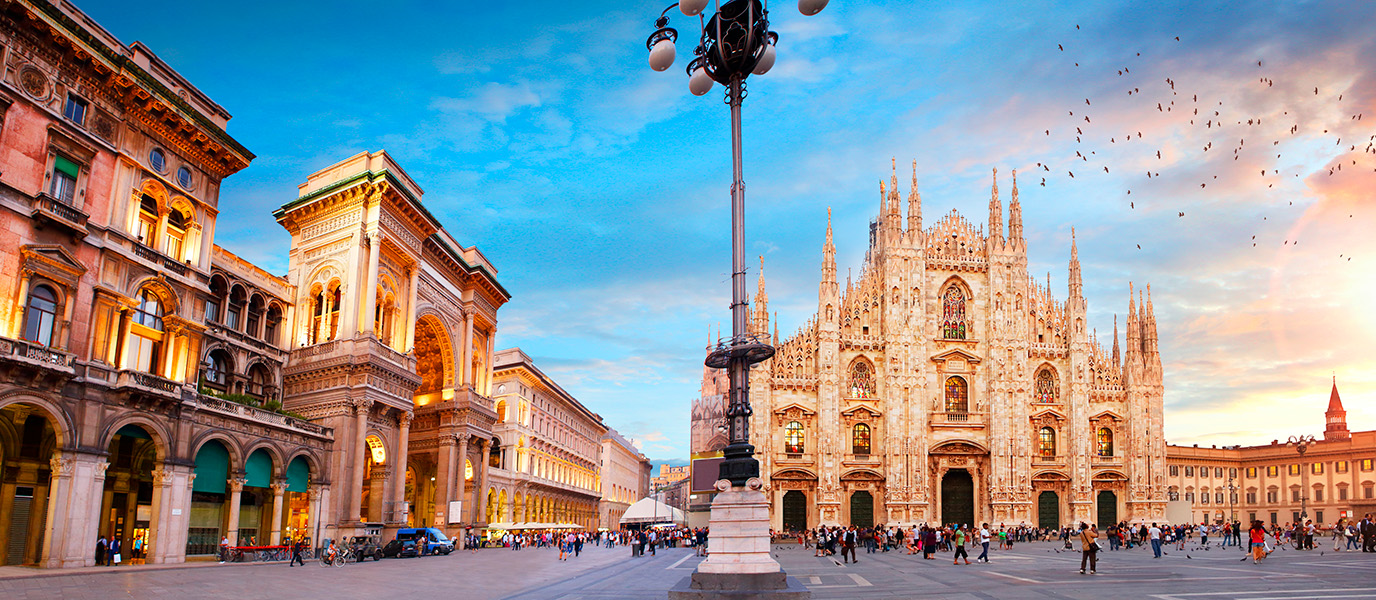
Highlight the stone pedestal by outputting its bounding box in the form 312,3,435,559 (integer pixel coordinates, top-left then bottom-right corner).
668,478,809,600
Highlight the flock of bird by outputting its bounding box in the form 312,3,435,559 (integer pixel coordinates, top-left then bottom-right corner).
1036,26,1372,262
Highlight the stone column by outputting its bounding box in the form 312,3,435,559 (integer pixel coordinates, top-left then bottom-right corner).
390,413,412,524
148,464,195,564
461,312,474,387
226,477,246,545
12,270,30,340
484,329,495,395
339,229,363,339
403,266,420,352
434,435,456,527
477,438,491,525
306,486,323,545
455,436,469,522
348,398,372,523
41,452,108,568
269,481,287,545
362,233,381,336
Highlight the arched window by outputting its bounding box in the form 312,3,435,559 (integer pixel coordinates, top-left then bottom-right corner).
847,360,875,398
264,304,282,346
1097,427,1114,457
942,286,967,339
1035,368,1058,403
246,294,265,338
489,437,502,469
128,290,164,374
852,423,871,455
247,363,271,399
328,285,341,340
135,195,159,247
496,399,507,422
784,421,804,453
226,285,245,330
1038,426,1057,459
944,376,968,413
204,349,231,389
23,284,59,346
164,209,187,260
310,288,324,345
206,276,227,323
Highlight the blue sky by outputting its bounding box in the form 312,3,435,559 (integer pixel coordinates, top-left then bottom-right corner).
79,0,1376,460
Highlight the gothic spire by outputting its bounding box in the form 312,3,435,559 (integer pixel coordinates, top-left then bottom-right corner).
1009,168,1024,243
989,168,1004,247
753,255,769,335
1326,376,1350,440
823,207,836,282
1111,314,1121,365
1069,228,1083,300
907,159,922,234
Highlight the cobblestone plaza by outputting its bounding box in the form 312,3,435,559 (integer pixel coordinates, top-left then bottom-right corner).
0,542,1372,600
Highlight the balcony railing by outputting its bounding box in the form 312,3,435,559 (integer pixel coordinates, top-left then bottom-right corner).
196,394,331,438
930,411,986,426
0,336,76,373
162,256,189,276
115,369,181,397
30,193,89,234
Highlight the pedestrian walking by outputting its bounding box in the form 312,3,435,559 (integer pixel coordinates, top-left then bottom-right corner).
976,523,991,563
841,527,857,563
1078,523,1099,575
952,526,970,565
109,537,121,566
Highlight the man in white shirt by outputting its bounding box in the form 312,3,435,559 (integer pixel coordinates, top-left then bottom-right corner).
977,523,992,563
1149,523,1163,558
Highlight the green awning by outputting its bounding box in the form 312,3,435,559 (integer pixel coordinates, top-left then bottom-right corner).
53,155,79,178
116,424,151,439
286,457,309,493
192,441,229,494
245,449,272,488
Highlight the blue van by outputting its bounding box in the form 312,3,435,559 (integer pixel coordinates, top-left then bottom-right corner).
395,528,454,555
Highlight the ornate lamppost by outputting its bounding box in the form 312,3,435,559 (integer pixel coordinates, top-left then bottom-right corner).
650,1,826,598
1286,434,1316,522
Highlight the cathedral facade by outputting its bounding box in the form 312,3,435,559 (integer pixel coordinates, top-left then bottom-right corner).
745,163,1167,531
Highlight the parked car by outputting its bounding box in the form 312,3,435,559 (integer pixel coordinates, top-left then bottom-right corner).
395,527,454,555
347,535,383,561
381,538,418,558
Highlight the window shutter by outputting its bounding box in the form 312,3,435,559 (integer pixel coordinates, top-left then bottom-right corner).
53,155,80,179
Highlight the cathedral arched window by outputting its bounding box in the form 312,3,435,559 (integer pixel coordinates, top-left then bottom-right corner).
944,376,968,413
941,286,967,339
1097,427,1114,457
1035,368,1058,403
847,360,875,398
852,423,871,455
784,421,804,454
1038,426,1057,459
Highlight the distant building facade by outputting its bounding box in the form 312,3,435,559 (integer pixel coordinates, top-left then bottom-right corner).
600,428,652,530
653,464,691,490
738,164,1168,531
1166,380,1376,526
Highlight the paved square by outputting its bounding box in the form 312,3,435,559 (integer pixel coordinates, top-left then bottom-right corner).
2,540,1372,599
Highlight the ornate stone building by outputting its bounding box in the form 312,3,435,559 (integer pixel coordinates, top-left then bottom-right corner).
746,163,1167,531
1166,380,1376,526
599,428,652,530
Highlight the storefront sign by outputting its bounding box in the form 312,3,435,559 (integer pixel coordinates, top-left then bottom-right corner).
136,505,152,521
448,501,463,524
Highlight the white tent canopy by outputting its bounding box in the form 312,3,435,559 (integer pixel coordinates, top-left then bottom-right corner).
619,497,686,525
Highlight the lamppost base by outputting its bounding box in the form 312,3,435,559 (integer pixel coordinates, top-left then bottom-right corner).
668,479,810,600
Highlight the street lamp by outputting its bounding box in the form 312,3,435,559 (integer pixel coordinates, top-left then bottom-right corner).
650,2,826,597
1286,434,1316,522
1225,476,1237,523
645,0,828,489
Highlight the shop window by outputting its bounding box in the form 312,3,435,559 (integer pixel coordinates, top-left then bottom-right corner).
64,94,87,125
23,284,59,346
1038,427,1056,459
783,421,804,454
50,154,80,204
852,423,871,455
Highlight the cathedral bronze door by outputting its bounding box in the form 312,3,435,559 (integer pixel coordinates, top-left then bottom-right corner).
1097,491,1117,527
1038,491,1060,530
940,470,974,527
849,491,874,528
783,491,808,532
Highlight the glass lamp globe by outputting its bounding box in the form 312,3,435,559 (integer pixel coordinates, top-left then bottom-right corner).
649,38,676,72
689,67,714,96
680,0,710,16
798,0,829,16
752,43,776,75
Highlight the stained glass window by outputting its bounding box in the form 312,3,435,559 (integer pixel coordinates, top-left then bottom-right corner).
1096,427,1114,457
848,360,875,398
852,423,871,455
942,286,966,339
784,421,804,454
1038,427,1056,459
944,376,968,413
1035,369,1058,403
